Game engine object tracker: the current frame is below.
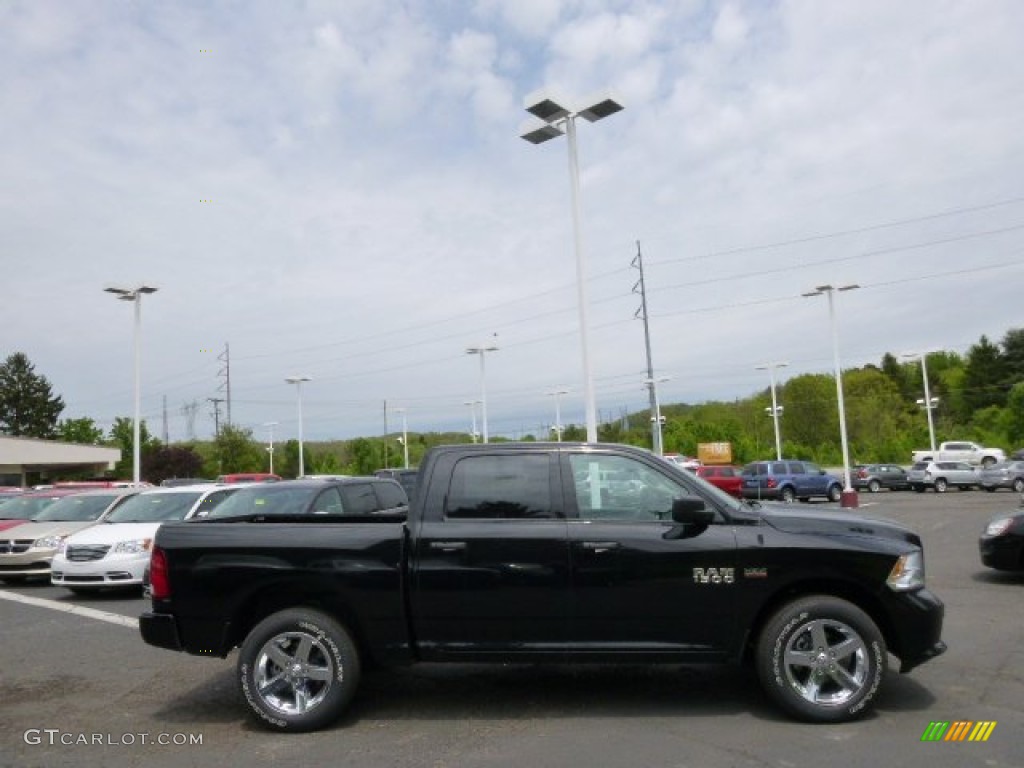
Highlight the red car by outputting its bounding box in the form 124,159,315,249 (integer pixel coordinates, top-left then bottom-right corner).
0,489,84,532
695,465,744,498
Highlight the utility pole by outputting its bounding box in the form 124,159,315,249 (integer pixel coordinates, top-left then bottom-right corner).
632,241,664,455
162,395,169,443
181,400,199,441
207,397,225,438
217,343,231,425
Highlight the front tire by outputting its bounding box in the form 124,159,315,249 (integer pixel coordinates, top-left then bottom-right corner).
237,608,361,732
756,596,886,723
1013,478,1024,493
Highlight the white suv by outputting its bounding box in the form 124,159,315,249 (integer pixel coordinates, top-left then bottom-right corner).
908,461,979,493
51,484,237,593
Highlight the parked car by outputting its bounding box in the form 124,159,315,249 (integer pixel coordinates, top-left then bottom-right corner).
215,473,281,484
852,464,911,493
979,508,1024,571
202,478,409,520
694,465,743,497
663,453,701,471
50,484,238,593
740,460,843,503
0,489,138,583
0,488,85,533
907,461,978,493
979,461,1024,493
160,477,214,487
374,468,419,499
1010,448,1024,461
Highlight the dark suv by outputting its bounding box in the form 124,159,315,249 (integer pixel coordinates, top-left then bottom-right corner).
852,464,910,493
741,460,843,503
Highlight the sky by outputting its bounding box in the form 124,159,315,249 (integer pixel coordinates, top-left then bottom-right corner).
3,0,1024,445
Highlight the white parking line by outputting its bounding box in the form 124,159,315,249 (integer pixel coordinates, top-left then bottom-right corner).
0,590,139,629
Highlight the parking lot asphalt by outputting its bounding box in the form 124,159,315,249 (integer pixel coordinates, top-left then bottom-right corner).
1,489,1022,768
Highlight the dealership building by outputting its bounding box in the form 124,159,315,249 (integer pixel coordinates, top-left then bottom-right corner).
0,436,121,487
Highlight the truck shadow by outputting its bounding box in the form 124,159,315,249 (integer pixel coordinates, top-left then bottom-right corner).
151,661,937,729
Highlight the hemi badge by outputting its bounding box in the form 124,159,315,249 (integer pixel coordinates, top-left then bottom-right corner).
744,567,768,579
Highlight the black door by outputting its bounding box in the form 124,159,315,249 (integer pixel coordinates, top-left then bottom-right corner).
409,451,570,657
563,451,738,658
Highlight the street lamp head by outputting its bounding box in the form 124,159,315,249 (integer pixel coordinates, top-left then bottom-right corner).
755,361,789,371
104,284,159,301
466,345,498,355
578,94,624,122
285,375,311,384
523,89,571,122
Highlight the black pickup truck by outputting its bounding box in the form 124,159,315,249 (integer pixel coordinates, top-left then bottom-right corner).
140,442,946,731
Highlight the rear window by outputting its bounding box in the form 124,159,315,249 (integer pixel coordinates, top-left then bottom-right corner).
107,492,203,522
446,454,553,519
911,462,929,470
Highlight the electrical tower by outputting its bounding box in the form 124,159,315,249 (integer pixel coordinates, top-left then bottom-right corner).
217,343,231,425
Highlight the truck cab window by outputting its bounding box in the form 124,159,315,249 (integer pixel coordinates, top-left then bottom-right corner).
569,454,680,521
445,454,554,519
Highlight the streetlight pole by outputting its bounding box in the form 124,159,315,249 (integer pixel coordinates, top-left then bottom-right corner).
104,284,158,485
546,388,569,442
466,343,498,443
393,408,409,468
756,362,789,461
262,421,278,474
903,351,938,453
463,400,481,443
521,90,624,443
285,376,311,477
803,284,860,508
643,376,670,456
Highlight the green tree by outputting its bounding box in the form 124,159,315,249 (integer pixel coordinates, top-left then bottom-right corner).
57,417,104,444
962,335,1008,414
349,438,377,475
213,424,265,474
108,416,158,477
0,352,65,437
779,374,836,457
1004,381,1024,446
1000,328,1024,387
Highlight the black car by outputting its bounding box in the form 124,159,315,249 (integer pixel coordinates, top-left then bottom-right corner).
200,477,408,519
374,468,418,498
852,464,910,493
979,509,1024,571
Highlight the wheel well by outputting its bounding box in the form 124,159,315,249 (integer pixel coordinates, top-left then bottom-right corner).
740,579,898,665
227,584,369,661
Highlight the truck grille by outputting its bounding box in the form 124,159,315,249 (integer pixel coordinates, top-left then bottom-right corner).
0,539,33,555
66,544,111,562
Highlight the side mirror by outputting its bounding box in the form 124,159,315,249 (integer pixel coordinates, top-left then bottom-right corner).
670,496,714,526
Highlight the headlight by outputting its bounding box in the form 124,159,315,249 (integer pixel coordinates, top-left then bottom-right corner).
32,535,66,550
887,550,925,591
985,518,1014,537
112,538,152,554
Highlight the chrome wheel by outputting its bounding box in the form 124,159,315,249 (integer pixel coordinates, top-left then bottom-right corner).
254,631,335,717
781,618,869,708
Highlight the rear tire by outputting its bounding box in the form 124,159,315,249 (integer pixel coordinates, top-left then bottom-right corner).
780,486,796,503
756,596,886,722
934,478,948,493
867,480,881,493
1013,478,1024,493
238,608,361,732
827,484,842,503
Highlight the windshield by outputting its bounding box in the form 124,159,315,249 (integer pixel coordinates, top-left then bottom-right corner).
32,493,121,522
206,486,318,518
106,491,203,523
0,496,60,520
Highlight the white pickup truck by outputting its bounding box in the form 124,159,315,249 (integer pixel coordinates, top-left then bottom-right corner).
911,441,1005,468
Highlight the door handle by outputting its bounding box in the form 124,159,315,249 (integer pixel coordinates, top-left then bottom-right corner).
580,541,621,554
428,541,467,552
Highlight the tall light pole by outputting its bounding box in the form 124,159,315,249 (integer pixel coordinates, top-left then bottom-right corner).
756,362,789,461
521,89,624,443
466,343,498,443
285,376,311,477
262,421,278,474
463,399,481,443
393,407,410,468
902,351,938,453
546,388,569,442
803,284,860,508
104,284,158,485
643,376,671,456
